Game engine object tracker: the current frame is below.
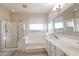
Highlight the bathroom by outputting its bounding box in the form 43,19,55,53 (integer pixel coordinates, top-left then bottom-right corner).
0,3,79,56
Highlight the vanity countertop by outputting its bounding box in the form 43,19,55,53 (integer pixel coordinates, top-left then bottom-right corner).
46,33,79,56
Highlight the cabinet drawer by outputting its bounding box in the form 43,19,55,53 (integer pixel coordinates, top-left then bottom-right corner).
49,42,55,56
55,46,64,56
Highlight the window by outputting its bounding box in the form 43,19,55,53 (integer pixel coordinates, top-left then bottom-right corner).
29,24,43,30
23,23,26,30
66,21,74,27
48,22,52,30
55,22,63,29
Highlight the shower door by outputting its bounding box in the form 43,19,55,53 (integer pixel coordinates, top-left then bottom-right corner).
0,21,19,48
0,20,10,48
5,22,18,48
0,20,4,48
17,22,24,41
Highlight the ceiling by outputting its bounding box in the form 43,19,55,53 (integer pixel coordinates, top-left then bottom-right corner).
0,3,54,14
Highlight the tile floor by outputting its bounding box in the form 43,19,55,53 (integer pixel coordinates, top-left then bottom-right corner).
14,48,48,56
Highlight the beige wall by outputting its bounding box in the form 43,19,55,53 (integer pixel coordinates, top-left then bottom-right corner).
12,13,48,31
0,5,10,21
12,13,48,21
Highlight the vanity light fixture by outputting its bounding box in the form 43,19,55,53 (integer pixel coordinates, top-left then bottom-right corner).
53,3,64,12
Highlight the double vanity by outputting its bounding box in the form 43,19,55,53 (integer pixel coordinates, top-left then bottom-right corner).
47,3,79,56
45,32,79,56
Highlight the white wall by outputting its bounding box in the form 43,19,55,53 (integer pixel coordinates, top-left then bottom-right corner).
0,5,10,21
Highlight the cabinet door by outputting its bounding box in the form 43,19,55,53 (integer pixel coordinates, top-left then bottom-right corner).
48,41,67,56
46,41,51,56
48,41,55,56
55,46,64,56
50,42,55,56
49,42,51,56
47,41,51,56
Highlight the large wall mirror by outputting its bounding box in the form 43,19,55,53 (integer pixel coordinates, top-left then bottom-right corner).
52,3,79,33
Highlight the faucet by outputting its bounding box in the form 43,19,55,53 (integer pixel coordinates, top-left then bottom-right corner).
53,34,59,39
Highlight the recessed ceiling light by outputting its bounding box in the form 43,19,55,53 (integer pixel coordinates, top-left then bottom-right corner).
11,9,15,12
22,4,27,8
73,9,77,11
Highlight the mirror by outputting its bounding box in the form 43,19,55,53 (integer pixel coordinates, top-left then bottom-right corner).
52,3,79,33
54,15,64,32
